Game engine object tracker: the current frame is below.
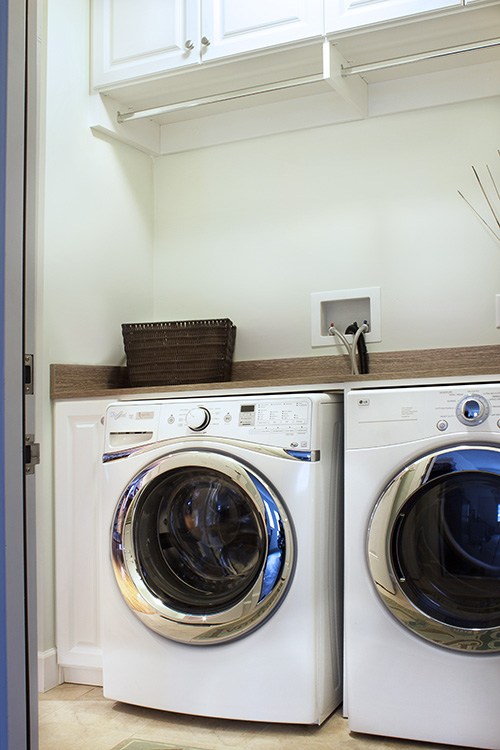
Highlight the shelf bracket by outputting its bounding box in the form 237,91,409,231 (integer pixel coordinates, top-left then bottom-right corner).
322,41,368,118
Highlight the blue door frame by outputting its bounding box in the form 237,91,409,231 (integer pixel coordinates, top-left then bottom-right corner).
0,0,37,747
0,0,9,739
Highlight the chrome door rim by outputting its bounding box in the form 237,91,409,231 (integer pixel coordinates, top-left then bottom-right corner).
367,444,500,652
111,449,295,644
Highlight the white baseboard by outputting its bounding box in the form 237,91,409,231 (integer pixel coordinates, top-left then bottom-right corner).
59,666,103,687
37,650,104,692
37,649,61,693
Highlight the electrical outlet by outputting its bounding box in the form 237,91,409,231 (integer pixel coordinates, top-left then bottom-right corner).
311,287,381,347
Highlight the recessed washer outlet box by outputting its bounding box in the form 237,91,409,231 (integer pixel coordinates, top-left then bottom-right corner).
311,287,381,347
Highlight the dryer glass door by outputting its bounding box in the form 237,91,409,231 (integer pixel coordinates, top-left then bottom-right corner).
111,450,295,644
368,445,500,652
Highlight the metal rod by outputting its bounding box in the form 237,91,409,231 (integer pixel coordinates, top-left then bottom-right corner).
341,37,500,77
117,72,325,123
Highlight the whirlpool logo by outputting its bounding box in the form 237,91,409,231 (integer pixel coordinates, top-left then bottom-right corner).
109,410,127,421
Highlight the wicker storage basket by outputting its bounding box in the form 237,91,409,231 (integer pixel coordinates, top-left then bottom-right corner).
122,319,236,387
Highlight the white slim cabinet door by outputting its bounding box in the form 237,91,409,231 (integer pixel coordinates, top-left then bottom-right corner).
201,0,324,62
91,0,200,88
325,0,462,33
54,398,110,685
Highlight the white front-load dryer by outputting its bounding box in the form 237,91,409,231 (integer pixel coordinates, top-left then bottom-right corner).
345,384,500,749
101,392,343,724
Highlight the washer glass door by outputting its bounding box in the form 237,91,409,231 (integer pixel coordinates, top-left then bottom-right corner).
368,445,500,651
111,450,295,644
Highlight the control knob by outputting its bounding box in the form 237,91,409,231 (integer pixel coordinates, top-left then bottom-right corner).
456,395,489,426
186,407,211,431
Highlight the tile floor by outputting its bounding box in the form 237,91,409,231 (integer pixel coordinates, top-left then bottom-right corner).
38,683,468,750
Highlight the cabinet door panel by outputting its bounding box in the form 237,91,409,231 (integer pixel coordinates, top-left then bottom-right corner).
55,400,110,679
92,0,199,88
202,0,323,61
325,0,462,33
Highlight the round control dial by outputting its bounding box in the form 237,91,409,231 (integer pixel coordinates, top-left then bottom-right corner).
186,407,211,431
456,395,489,426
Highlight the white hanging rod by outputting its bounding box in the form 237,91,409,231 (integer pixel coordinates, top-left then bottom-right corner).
117,72,325,123
116,36,500,123
342,36,500,76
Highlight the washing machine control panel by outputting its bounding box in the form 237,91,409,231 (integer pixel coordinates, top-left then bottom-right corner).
171,398,312,448
104,396,321,451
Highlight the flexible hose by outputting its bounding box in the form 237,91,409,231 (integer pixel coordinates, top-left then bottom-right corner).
329,324,359,375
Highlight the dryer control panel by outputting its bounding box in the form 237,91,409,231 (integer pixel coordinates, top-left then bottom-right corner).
346,384,500,449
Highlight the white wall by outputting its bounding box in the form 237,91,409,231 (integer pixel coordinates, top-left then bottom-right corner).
153,96,500,361
38,0,154,658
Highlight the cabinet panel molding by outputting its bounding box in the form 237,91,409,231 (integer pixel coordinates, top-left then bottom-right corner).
202,0,324,61
325,0,462,32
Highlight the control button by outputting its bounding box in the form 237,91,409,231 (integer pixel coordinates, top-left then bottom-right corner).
224,413,232,423
186,407,211,431
436,420,448,432
167,415,175,425
456,395,489,426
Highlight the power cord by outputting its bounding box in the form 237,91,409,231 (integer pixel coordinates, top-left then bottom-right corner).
329,321,369,375
355,326,369,374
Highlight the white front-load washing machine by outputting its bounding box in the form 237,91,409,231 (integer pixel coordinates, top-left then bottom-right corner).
101,392,343,724
345,383,500,749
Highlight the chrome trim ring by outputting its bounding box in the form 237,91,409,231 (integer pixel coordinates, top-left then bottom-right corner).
367,444,500,652
111,449,295,644
103,435,320,464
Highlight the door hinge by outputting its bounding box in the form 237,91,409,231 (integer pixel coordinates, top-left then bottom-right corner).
24,434,40,475
24,354,34,395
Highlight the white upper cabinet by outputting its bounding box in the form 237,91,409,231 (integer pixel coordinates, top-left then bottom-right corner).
92,0,323,89
325,0,462,33
200,0,324,62
92,0,200,87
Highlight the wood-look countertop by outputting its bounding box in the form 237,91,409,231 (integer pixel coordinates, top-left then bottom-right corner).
50,345,500,400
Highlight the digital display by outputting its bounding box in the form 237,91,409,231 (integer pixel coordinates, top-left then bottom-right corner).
240,405,255,413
